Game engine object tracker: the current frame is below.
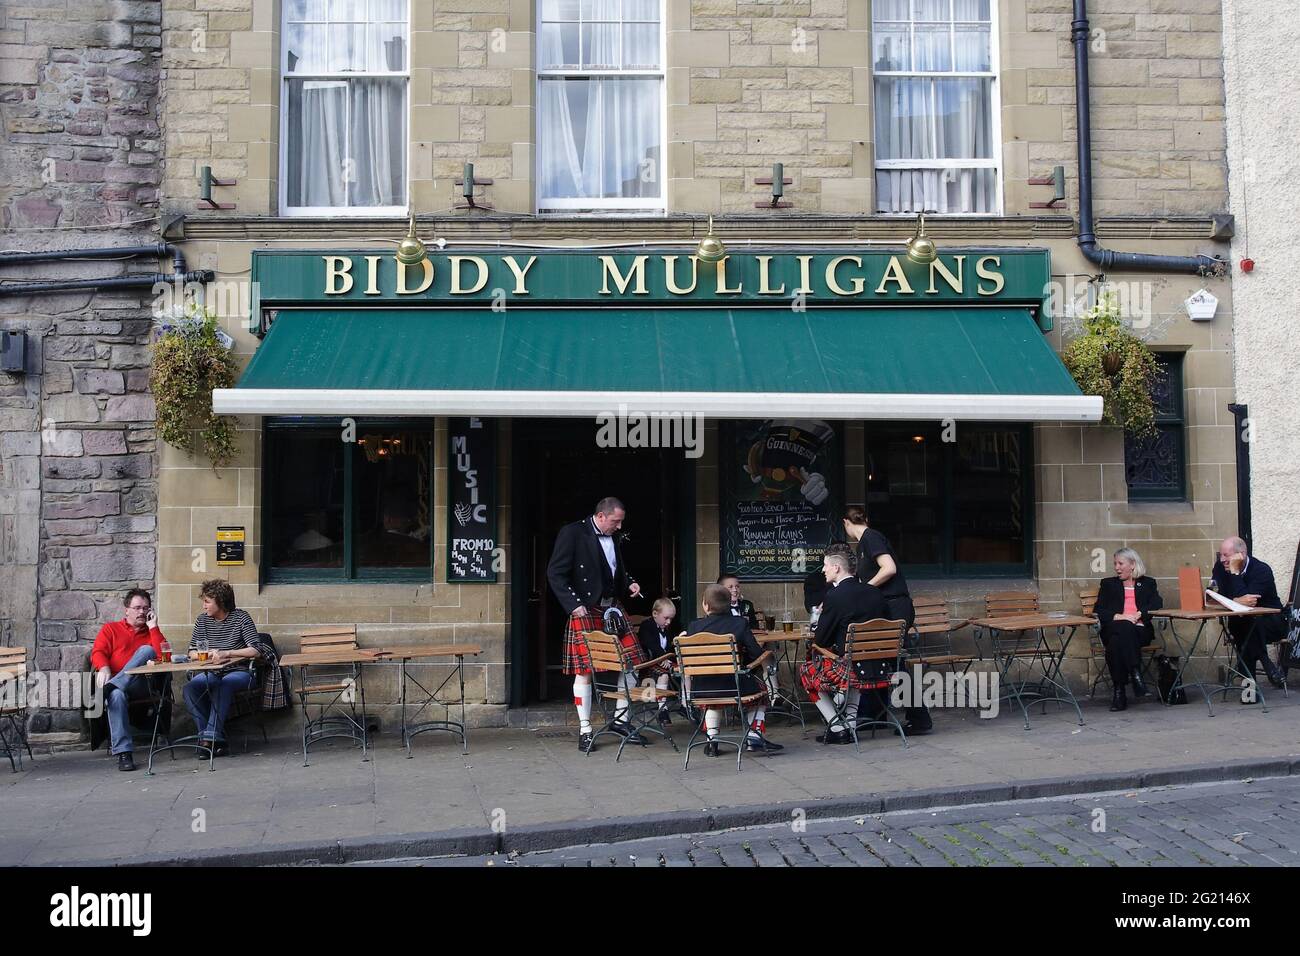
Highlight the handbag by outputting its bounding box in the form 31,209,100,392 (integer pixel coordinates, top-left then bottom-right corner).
1155,654,1187,705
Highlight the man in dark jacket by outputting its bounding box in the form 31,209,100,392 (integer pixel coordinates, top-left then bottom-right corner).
547,496,642,752
799,552,888,745
683,584,781,753
1211,536,1286,689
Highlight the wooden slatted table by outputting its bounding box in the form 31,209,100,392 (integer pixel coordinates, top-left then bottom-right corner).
1149,607,1282,714
123,660,228,773
373,644,483,755
754,630,808,729
966,613,1095,730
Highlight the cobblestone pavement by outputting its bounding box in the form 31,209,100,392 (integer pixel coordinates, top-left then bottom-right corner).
387,777,1300,867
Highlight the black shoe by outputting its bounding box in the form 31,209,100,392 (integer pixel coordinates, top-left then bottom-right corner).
746,735,784,753
1109,686,1127,712
893,723,930,737
612,722,649,744
1130,669,1149,697
213,744,230,758
657,708,672,725
817,729,852,745
197,748,211,760
578,732,595,753
116,752,136,772
703,740,720,757
1265,663,1286,690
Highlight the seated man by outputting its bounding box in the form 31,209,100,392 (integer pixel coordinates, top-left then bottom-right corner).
1211,536,1286,689
718,574,761,629
91,588,167,772
683,584,782,754
637,598,678,724
799,552,888,745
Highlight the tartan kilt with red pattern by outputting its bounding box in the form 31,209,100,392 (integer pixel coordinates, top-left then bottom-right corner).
799,654,891,698
562,609,645,677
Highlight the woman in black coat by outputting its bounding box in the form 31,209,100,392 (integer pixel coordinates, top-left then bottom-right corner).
1094,547,1163,711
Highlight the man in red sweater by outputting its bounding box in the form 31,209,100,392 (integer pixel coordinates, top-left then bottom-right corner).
91,589,166,771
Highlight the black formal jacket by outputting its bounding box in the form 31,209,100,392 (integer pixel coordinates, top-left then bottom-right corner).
813,577,887,655
803,568,827,614
1094,575,1163,636
729,598,760,630
547,517,637,615
1211,556,1284,641
683,612,764,668
637,617,673,662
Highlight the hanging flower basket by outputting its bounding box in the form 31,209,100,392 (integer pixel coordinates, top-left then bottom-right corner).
1061,292,1163,438
149,307,239,470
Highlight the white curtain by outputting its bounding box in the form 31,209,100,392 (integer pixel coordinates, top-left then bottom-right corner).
288,77,403,208
348,78,403,206
291,80,347,207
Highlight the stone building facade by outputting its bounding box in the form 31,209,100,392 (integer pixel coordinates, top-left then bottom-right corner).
2,0,1254,737
1,0,166,737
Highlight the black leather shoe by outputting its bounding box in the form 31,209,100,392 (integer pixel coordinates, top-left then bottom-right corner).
1265,663,1286,690
1109,686,1127,712
657,708,672,725
1130,669,1149,697
703,740,720,757
116,752,136,772
817,729,852,745
746,735,784,753
213,744,230,758
578,733,595,753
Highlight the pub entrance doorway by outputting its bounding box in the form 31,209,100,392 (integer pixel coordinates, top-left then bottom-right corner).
511,419,695,706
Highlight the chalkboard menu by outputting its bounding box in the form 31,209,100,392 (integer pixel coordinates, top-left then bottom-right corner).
720,420,843,580
446,418,497,583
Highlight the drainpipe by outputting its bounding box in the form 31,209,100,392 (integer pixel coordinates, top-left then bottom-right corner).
1227,403,1252,548
1071,0,1228,276
0,243,213,296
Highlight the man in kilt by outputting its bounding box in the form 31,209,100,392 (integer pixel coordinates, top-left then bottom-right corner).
800,551,889,745
547,496,643,752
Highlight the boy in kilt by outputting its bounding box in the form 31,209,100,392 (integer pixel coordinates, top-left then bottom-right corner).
799,551,891,745
547,497,643,752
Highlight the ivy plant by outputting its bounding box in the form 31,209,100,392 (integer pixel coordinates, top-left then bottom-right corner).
1061,292,1163,438
149,307,238,470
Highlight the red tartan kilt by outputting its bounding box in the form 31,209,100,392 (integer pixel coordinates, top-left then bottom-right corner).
799,655,887,698
562,610,643,676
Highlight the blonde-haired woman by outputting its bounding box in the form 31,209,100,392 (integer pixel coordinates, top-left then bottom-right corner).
1094,547,1163,711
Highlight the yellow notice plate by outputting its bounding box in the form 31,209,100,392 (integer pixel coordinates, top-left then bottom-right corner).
216,527,245,566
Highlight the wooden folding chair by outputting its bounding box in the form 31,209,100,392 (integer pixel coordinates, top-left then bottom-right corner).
0,647,32,772
908,596,975,673
812,619,909,751
580,629,678,761
294,626,367,765
674,632,766,772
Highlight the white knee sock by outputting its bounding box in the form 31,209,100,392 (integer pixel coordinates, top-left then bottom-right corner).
656,673,670,709
814,693,840,729
613,673,634,724
573,677,592,734
748,706,767,739
704,709,721,739
843,688,860,724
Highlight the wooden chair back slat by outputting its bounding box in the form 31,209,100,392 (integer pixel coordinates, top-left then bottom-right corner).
300,626,358,654
674,633,739,678
985,591,1039,616
845,619,906,662
1079,588,1099,618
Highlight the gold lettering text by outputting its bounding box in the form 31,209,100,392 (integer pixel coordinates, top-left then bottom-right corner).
599,255,648,295
757,255,785,295
502,255,537,295
396,258,435,295
323,256,354,295
363,256,381,296
826,256,865,296
796,255,814,294
662,255,698,295
450,256,489,295
875,255,915,295
714,257,742,294
976,255,1005,295
927,256,965,295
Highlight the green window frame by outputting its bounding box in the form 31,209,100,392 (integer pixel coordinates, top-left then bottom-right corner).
262,417,435,584
1124,352,1187,502
863,422,1034,577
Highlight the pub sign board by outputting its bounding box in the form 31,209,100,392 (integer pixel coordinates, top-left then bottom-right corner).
447,417,497,583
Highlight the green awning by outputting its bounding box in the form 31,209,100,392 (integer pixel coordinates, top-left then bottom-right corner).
213,307,1101,421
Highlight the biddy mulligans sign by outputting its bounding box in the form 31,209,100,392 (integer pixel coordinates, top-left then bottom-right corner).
319,251,1010,300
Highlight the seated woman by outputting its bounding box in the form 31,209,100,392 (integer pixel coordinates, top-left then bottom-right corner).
636,598,679,724
183,579,271,757
1094,547,1163,712
682,584,781,754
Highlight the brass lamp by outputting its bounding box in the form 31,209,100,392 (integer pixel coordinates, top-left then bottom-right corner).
395,208,427,266
695,215,726,263
905,213,937,265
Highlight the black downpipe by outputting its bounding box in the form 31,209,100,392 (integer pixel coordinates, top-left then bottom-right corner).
0,243,212,296
1072,0,1227,277
1227,403,1253,548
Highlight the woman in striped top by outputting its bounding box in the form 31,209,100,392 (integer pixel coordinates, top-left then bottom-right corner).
183,579,270,756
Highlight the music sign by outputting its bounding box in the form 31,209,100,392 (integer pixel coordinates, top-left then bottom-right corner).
447,418,497,583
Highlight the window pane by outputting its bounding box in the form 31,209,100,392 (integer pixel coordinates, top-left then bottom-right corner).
354,431,432,569
953,0,989,20
582,0,621,18
331,0,365,21
269,430,344,569
540,22,579,68
624,0,659,20
329,23,366,70
913,0,949,21
285,79,348,206
348,78,405,206
370,0,405,21
913,23,951,70
872,25,910,71
952,428,1027,567
285,23,327,73
538,76,662,201
285,0,327,21
368,22,406,70
542,0,579,20
623,22,659,68
582,22,623,68
872,0,910,20
953,22,990,70
875,76,992,159
865,428,943,567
